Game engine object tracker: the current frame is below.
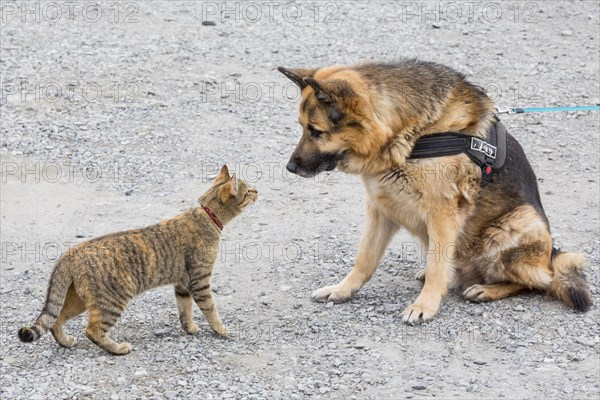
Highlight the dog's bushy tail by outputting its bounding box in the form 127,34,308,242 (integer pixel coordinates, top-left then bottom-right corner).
18,259,72,343
547,250,592,312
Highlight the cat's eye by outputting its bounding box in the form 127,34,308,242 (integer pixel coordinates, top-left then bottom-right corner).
308,125,325,138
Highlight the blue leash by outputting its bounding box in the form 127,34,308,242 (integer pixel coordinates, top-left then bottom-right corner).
496,105,600,114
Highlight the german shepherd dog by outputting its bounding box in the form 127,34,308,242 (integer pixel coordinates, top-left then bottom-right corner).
278,60,591,324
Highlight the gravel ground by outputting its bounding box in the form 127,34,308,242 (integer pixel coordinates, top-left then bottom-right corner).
1,1,599,399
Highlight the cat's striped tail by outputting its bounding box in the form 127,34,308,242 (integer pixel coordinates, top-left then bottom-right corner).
18,258,72,343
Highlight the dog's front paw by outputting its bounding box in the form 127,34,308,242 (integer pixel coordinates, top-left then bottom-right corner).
415,268,426,283
402,300,440,325
311,284,356,304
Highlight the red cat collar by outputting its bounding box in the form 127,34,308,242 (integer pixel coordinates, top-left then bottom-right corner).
202,206,223,231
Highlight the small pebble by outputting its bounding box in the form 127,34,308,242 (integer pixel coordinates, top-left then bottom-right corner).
563,384,573,394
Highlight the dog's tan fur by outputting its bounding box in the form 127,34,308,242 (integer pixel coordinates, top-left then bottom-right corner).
279,60,591,323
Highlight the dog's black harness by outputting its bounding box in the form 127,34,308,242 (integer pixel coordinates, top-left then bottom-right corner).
409,121,508,186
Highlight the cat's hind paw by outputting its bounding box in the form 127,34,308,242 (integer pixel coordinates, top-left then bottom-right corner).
211,322,228,337
184,323,199,335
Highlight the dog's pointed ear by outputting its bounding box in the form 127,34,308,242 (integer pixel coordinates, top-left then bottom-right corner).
277,67,316,90
303,78,332,104
303,78,355,105
304,78,355,123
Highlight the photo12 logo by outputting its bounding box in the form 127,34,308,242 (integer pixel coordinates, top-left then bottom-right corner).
199,161,340,185
396,1,540,24
199,80,301,104
1,161,142,185
0,2,140,24
200,1,340,24
1,80,140,104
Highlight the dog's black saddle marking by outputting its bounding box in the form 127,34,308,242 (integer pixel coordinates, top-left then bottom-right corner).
409,121,508,186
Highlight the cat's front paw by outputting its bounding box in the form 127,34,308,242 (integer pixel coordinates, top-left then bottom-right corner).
110,342,131,356
184,323,199,335
211,322,228,337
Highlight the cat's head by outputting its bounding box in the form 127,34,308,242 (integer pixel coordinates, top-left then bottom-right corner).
199,165,258,216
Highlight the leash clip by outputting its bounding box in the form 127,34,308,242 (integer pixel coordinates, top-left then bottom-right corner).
495,106,515,115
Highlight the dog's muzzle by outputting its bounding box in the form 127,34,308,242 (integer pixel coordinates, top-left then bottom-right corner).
286,152,345,178
286,161,298,173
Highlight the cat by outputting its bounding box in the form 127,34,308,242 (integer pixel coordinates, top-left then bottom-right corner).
18,165,257,355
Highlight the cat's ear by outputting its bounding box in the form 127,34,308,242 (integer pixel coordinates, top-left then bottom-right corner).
230,174,239,195
215,164,231,184
219,174,238,202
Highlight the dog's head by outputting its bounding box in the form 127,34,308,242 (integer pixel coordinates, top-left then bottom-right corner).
278,66,386,177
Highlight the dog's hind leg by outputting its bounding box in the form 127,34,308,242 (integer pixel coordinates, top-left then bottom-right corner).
312,202,399,303
463,204,558,304
463,240,554,304
463,282,531,302
489,243,591,310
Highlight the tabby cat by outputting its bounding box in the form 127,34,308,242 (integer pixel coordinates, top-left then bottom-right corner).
18,165,257,355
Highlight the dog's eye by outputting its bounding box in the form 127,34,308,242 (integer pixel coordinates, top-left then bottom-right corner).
308,125,325,138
